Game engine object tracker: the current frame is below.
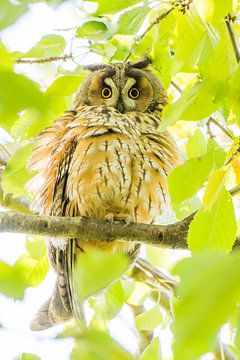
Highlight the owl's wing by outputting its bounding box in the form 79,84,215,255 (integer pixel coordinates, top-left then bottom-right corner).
50,137,86,327
28,111,85,329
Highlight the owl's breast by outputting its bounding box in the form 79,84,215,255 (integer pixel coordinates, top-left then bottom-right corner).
66,125,172,224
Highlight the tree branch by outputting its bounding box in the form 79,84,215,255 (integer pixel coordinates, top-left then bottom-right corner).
15,54,73,64
208,117,234,140
0,211,239,249
225,15,240,63
125,7,174,61
0,211,193,248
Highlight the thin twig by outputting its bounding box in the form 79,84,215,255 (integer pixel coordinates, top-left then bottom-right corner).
171,80,182,93
139,7,174,40
229,185,240,196
15,54,73,64
209,117,234,140
125,7,174,61
225,16,240,63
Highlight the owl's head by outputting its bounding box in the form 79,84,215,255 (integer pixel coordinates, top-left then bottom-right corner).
74,60,168,115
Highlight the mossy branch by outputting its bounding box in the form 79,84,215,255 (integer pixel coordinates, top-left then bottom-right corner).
0,211,239,250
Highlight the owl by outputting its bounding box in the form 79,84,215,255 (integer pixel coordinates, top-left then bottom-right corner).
28,59,180,330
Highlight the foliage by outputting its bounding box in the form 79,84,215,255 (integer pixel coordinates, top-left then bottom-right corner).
0,0,239,359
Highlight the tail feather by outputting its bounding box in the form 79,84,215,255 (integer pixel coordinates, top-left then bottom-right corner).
30,283,72,331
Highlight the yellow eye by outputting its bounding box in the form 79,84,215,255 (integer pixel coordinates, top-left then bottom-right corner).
128,87,140,99
101,87,112,99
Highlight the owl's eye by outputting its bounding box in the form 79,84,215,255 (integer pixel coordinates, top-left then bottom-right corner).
101,87,112,99
128,87,140,99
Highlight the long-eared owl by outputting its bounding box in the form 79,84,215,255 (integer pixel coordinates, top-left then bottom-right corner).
28,59,180,330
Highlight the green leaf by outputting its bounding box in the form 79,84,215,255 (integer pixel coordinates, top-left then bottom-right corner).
77,20,108,41
203,169,226,210
104,280,125,319
0,70,46,130
188,188,237,252
11,97,66,141
0,261,25,300
45,75,84,97
13,353,41,360
168,151,214,204
195,0,233,25
0,43,13,70
207,139,227,169
71,329,133,360
136,305,162,331
2,143,34,198
186,129,207,159
26,236,46,260
173,9,217,73
160,82,200,131
173,251,240,359
117,7,150,35
14,253,49,287
90,43,117,59
75,250,130,300
172,195,201,221
0,0,28,30
91,0,142,15
109,35,132,61
121,280,151,306
138,338,162,360
25,34,66,58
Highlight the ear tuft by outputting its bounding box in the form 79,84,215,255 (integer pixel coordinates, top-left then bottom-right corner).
84,63,108,71
128,58,151,69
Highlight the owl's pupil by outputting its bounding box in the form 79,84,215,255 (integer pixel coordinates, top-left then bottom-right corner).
102,87,111,98
129,88,140,99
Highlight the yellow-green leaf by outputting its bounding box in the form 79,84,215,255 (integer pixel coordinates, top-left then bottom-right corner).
188,188,237,252
203,169,227,210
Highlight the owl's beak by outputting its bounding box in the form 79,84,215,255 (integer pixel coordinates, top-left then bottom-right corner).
116,99,125,113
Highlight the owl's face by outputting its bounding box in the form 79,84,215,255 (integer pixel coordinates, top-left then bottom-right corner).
75,60,167,115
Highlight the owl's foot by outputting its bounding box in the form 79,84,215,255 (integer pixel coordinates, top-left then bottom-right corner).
104,213,132,227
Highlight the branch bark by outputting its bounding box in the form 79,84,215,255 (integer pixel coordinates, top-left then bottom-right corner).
15,54,73,64
0,211,239,249
0,211,193,248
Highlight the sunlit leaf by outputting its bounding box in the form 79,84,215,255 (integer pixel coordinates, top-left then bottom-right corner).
0,0,28,30
203,169,226,210
104,280,125,319
188,188,237,252
0,43,13,70
25,34,66,58
117,7,150,35
172,195,201,220
173,252,240,359
168,151,214,204
13,353,41,360
26,236,46,260
186,129,207,159
121,280,151,306
71,329,133,360
2,143,34,198
91,0,141,15
90,43,117,58
0,70,46,130
45,75,84,97
77,20,109,41
75,250,130,300
14,253,49,287
138,338,162,360
136,305,162,331
0,261,25,300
